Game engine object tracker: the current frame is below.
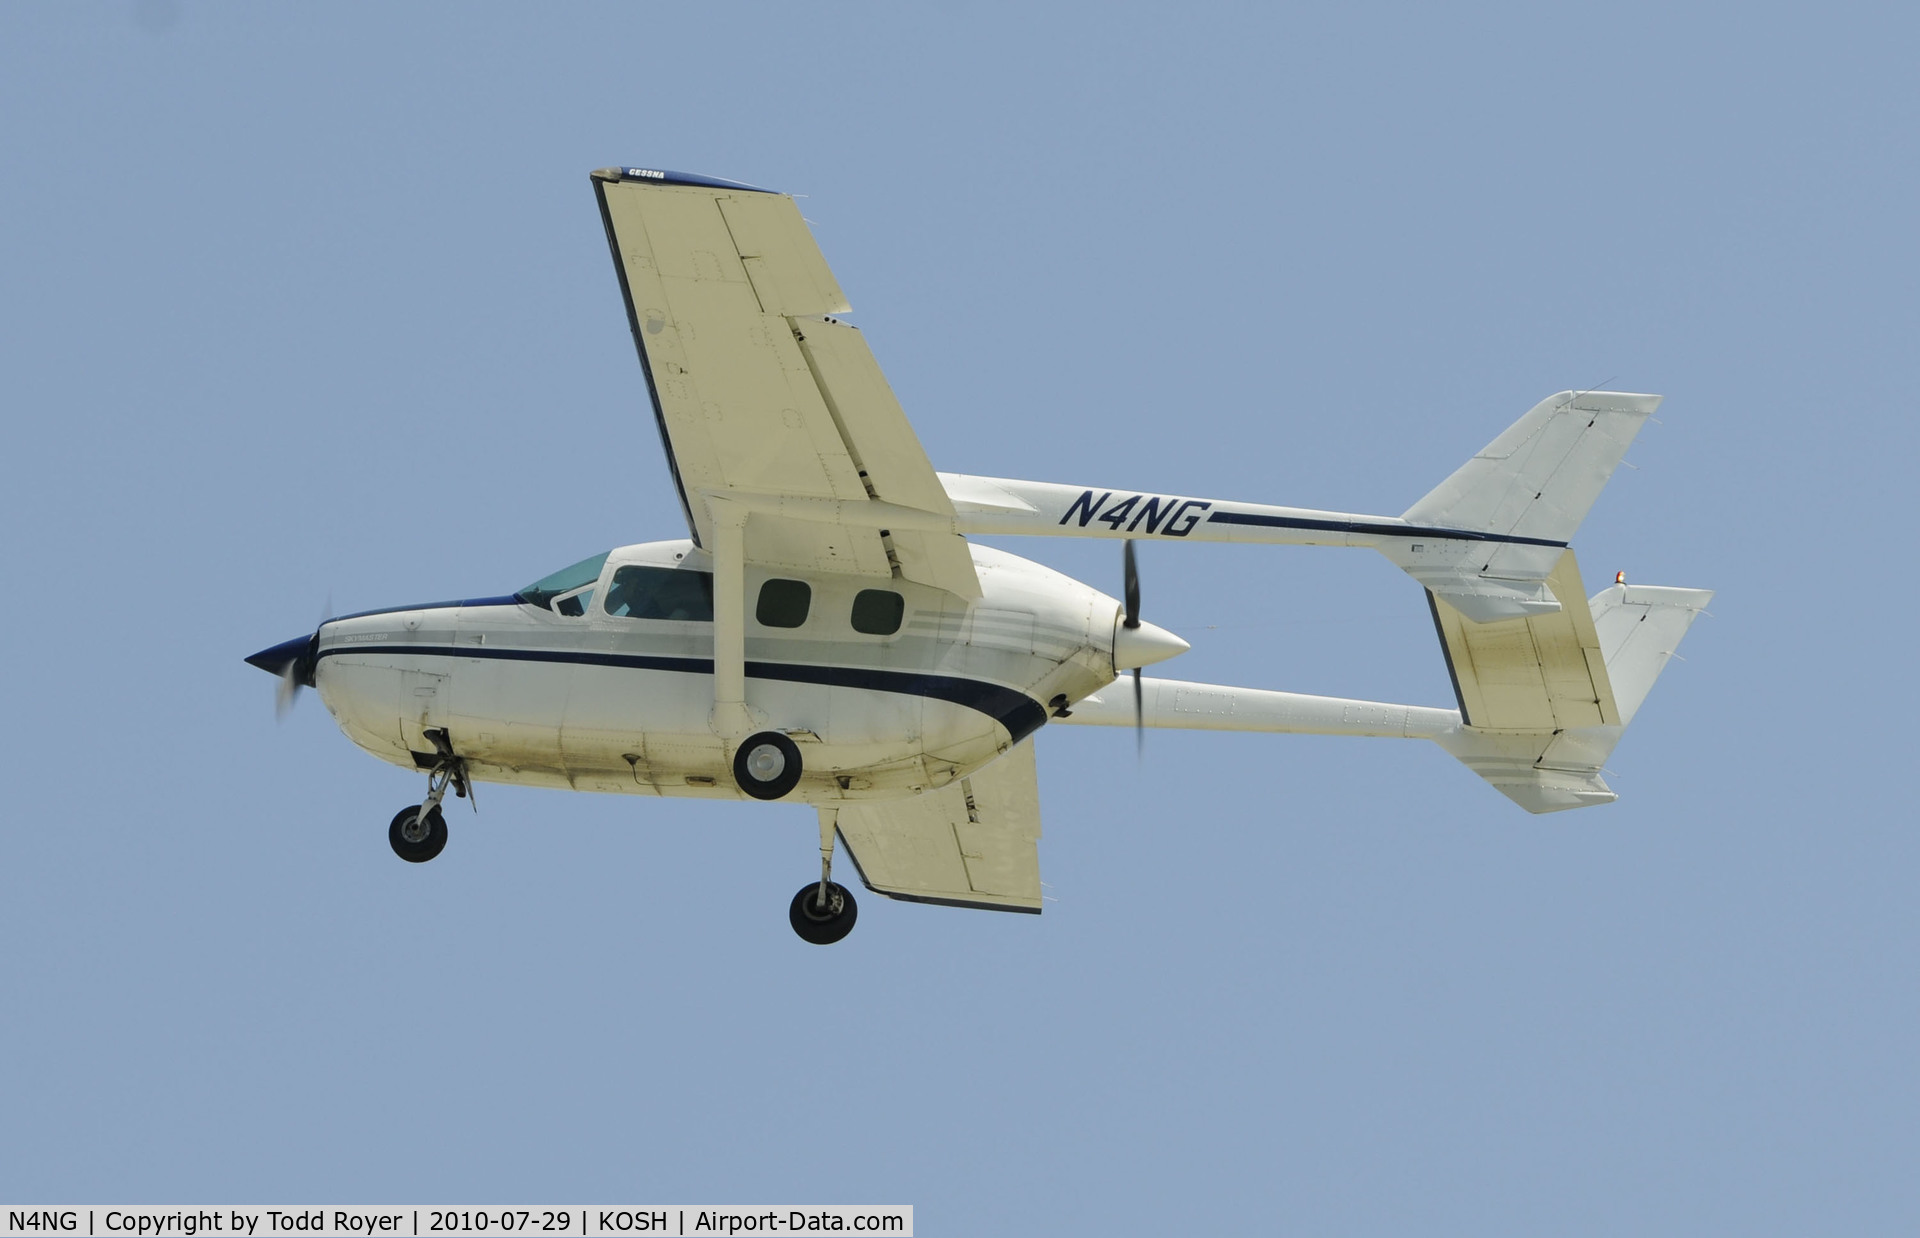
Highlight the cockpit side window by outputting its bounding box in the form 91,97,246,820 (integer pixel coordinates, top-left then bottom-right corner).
517,552,611,612
552,584,596,618
603,565,715,622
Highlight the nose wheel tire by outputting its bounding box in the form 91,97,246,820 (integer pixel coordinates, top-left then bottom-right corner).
734,731,804,800
388,805,448,863
789,881,858,945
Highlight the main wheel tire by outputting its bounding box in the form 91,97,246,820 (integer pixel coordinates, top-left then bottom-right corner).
789,881,858,945
388,805,448,863
733,731,803,800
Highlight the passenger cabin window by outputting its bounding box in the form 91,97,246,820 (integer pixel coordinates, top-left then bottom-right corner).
851,589,905,635
517,551,610,612
756,579,811,628
603,565,714,621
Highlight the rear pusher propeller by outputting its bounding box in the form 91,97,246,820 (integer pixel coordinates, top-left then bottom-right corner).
1124,540,1144,753
1108,541,1193,753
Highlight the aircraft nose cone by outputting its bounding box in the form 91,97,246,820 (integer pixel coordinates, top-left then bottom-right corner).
246,633,317,686
1113,617,1190,671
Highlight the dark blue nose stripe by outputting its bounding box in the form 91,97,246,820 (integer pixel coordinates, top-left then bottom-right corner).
245,635,309,675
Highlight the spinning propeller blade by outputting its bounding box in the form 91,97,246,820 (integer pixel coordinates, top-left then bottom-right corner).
1132,664,1143,756
1110,542,1192,755
249,599,328,719
1124,541,1143,753
1123,539,1141,631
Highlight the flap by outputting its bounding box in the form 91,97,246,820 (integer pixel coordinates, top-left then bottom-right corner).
793,317,979,597
833,741,1043,913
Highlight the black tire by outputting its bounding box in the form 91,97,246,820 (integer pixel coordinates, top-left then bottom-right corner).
789,881,858,945
733,731,803,800
388,804,448,863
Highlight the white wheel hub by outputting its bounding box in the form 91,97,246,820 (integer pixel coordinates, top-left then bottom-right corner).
745,743,786,782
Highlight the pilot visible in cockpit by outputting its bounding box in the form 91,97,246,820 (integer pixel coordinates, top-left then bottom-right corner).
601,571,639,618
601,564,714,623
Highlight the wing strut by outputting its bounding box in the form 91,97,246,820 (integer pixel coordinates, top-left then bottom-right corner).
708,499,756,740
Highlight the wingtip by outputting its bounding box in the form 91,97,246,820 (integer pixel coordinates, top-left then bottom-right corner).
1561,390,1664,417
592,166,778,194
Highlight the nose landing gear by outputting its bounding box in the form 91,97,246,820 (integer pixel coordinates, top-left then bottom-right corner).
389,728,468,864
389,804,447,863
790,810,858,944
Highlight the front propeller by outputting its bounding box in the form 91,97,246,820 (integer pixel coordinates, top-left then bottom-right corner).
246,630,320,717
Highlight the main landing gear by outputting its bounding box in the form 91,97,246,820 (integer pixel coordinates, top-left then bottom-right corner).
790,812,858,945
389,728,469,864
734,731,803,800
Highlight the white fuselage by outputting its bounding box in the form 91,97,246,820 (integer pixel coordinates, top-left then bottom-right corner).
313,541,1118,803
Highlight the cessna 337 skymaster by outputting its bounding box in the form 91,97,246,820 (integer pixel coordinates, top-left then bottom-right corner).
248,166,1711,944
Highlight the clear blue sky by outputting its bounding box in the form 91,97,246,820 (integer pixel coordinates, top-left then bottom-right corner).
4,3,1915,1233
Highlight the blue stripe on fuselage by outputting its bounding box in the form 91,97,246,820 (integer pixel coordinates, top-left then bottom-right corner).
314,643,1048,743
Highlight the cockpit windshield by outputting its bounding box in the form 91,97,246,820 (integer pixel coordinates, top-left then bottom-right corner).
516,552,610,611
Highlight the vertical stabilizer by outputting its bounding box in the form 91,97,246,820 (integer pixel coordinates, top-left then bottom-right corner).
1384,391,1660,621
1402,390,1660,545
1588,582,1714,725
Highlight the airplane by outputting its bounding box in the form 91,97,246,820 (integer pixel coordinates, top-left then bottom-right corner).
247,165,1712,945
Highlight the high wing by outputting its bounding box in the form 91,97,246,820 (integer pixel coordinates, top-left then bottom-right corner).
591,167,979,597
829,739,1044,913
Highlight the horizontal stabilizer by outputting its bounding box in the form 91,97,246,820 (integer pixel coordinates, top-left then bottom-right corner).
1436,571,1712,813
1427,550,1619,732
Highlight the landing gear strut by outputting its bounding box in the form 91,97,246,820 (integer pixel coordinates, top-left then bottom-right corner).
790,811,858,944
389,728,468,864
